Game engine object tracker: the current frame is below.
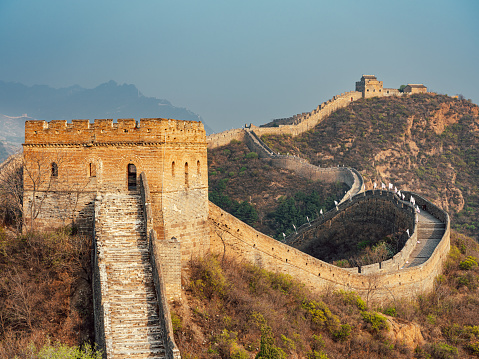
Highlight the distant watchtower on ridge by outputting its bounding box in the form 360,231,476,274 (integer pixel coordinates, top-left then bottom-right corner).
355,75,400,98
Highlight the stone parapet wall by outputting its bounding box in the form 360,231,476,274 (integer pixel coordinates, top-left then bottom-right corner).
91,201,106,356
206,128,245,149
139,171,182,357
208,188,450,302
140,172,182,301
242,129,364,203
148,230,181,359
255,91,363,137
25,118,206,145
285,190,417,274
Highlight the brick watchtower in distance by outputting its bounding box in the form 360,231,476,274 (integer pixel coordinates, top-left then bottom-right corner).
23,118,210,264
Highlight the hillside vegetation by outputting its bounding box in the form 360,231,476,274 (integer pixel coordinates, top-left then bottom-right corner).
261,94,479,241
174,231,479,358
207,140,347,239
0,227,98,358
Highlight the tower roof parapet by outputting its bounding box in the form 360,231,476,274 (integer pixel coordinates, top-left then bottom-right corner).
24,118,206,146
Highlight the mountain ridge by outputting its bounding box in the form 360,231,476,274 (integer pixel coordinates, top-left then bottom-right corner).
0,80,213,161
260,94,479,241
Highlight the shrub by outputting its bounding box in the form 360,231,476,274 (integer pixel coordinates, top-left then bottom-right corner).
269,272,296,294
457,272,477,290
428,342,458,358
449,245,461,261
459,256,478,270
336,290,367,310
383,307,397,317
332,324,351,342
171,312,182,334
310,334,325,351
215,329,249,359
306,350,329,359
245,152,259,159
190,255,228,299
466,341,479,355
255,320,286,359
302,300,340,333
280,335,296,352
361,311,389,333
34,342,102,359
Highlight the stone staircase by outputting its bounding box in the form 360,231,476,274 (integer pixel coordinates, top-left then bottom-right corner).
95,193,167,359
404,211,446,268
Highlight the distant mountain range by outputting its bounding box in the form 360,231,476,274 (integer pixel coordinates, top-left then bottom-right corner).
0,80,212,162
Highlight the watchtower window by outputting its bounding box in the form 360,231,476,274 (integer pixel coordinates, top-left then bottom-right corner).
128,164,137,190
89,163,96,177
185,162,189,188
172,161,175,177
197,160,200,175
51,163,58,177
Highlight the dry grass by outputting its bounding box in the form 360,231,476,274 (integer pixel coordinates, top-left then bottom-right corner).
0,226,94,358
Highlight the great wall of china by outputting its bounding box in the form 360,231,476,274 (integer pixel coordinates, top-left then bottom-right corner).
20,75,446,358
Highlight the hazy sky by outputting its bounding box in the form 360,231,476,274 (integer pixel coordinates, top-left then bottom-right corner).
1,0,478,132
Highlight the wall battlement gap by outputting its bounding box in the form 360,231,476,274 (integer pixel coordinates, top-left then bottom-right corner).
25,118,206,145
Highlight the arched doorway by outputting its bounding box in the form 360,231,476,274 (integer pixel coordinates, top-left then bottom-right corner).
128,164,137,190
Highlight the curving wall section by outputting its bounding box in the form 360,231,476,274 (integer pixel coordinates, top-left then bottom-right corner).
208,189,450,302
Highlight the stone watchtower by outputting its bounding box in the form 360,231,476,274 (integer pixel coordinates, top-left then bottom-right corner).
23,118,210,263
355,75,401,98
355,75,384,98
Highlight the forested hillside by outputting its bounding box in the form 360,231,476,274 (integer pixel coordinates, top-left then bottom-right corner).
207,141,347,239
261,94,479,241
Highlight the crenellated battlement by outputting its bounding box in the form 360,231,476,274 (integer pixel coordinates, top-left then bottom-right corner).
25,118,206,145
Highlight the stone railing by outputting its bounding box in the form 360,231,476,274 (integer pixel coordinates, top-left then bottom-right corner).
139,173,181,359
91,194,106,357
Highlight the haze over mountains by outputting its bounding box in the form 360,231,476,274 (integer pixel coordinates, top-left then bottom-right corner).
0,80,211,162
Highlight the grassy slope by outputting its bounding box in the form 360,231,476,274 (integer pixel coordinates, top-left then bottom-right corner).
261,94,479,241
173,232,479,358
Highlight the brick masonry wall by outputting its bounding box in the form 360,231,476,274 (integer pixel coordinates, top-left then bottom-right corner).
206,128,246,149
206,76,412,147
208,192,450,302
287,191,416,272
23,119,210,263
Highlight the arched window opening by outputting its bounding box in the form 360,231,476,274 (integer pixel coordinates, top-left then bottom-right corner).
51,162,58,177
172,161,175,177
197,160,201,175
89,163,96,177
185,162,189,188
128,164,137,190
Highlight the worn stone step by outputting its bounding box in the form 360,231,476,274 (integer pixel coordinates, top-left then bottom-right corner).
96,193,168,357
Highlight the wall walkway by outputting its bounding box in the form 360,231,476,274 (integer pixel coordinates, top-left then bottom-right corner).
208,189,450,302
92,188,180,359
203,82,448,302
